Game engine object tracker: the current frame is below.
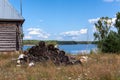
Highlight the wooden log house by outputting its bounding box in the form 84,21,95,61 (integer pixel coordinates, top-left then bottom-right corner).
0,0,25,51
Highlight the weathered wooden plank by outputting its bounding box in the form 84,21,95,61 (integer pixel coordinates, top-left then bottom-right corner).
0,30,16,31
0,48,16,51
0,41,16,43
0,29,16,31
0,46,16,48
0,34,16,36
0,39,16,41
0,31,16,33
0,37,16,39
0,27,16,28
0,45,16,47
0,46,16,49
0,42,16,46
0,24,21,51
0,29,16,32
0,43,16,45
0,28,16,29
0,32,16,34
0,32,16,35
0,27,16,29
0,26,16,28
0,26,17,29
0,35,16,36
0,28,16,31
0,36,16,38
0,33,16,36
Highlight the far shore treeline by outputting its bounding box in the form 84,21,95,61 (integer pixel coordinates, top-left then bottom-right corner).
23,40,97,45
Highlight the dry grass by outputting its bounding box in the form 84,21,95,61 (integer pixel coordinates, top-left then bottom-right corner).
0,52,120,80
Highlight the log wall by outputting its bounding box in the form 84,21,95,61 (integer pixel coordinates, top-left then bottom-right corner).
0,22,22,51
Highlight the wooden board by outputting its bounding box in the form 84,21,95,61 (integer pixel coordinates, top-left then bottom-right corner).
0,25,17,51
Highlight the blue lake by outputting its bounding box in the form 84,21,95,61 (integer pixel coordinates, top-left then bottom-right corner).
23,44,97,54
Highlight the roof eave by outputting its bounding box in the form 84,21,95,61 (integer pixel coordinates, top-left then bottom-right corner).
0,18,25,24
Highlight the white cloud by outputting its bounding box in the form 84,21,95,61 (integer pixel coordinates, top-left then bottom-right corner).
112,18,116,24
88,18,100,24
80,29,88,34
89,17,116,25
37,33,50,39
24,35,32,39
110,18,116,27
28,28,43,35
26,28,50,39
92,18,116,32
60,31,80,36
29,30,40,35
60,29,88,37
28,28,40,31
56,36,64,40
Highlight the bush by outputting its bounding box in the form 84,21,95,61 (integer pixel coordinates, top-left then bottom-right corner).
94,12,120,53
101,31,120,53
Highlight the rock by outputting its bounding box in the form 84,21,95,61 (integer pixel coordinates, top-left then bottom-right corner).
28,62,35,67
17,60,21,64
80,56,88,63
17,41,82,66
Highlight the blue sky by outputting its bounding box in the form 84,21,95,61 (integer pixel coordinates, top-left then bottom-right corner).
9,0,120,41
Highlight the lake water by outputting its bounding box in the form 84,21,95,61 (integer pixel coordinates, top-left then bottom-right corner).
23,44,97,54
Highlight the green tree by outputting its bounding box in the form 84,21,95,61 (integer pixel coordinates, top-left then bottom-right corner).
94,17,112,51
102,31,120,53
94,12,120,53
115,12,120,34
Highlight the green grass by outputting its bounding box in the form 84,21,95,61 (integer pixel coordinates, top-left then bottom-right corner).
0,52,120,80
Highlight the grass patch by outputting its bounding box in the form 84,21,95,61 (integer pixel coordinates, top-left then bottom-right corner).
0,52,120,80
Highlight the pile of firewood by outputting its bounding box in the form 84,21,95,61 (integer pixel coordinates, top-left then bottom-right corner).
17,41,81,66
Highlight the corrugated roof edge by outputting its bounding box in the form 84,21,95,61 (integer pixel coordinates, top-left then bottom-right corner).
0,18,25,24
6,0,24,20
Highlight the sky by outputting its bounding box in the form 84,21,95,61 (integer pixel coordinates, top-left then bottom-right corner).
9,0,120,41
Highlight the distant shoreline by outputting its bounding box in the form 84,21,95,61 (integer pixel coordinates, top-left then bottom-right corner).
23,40,97,45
